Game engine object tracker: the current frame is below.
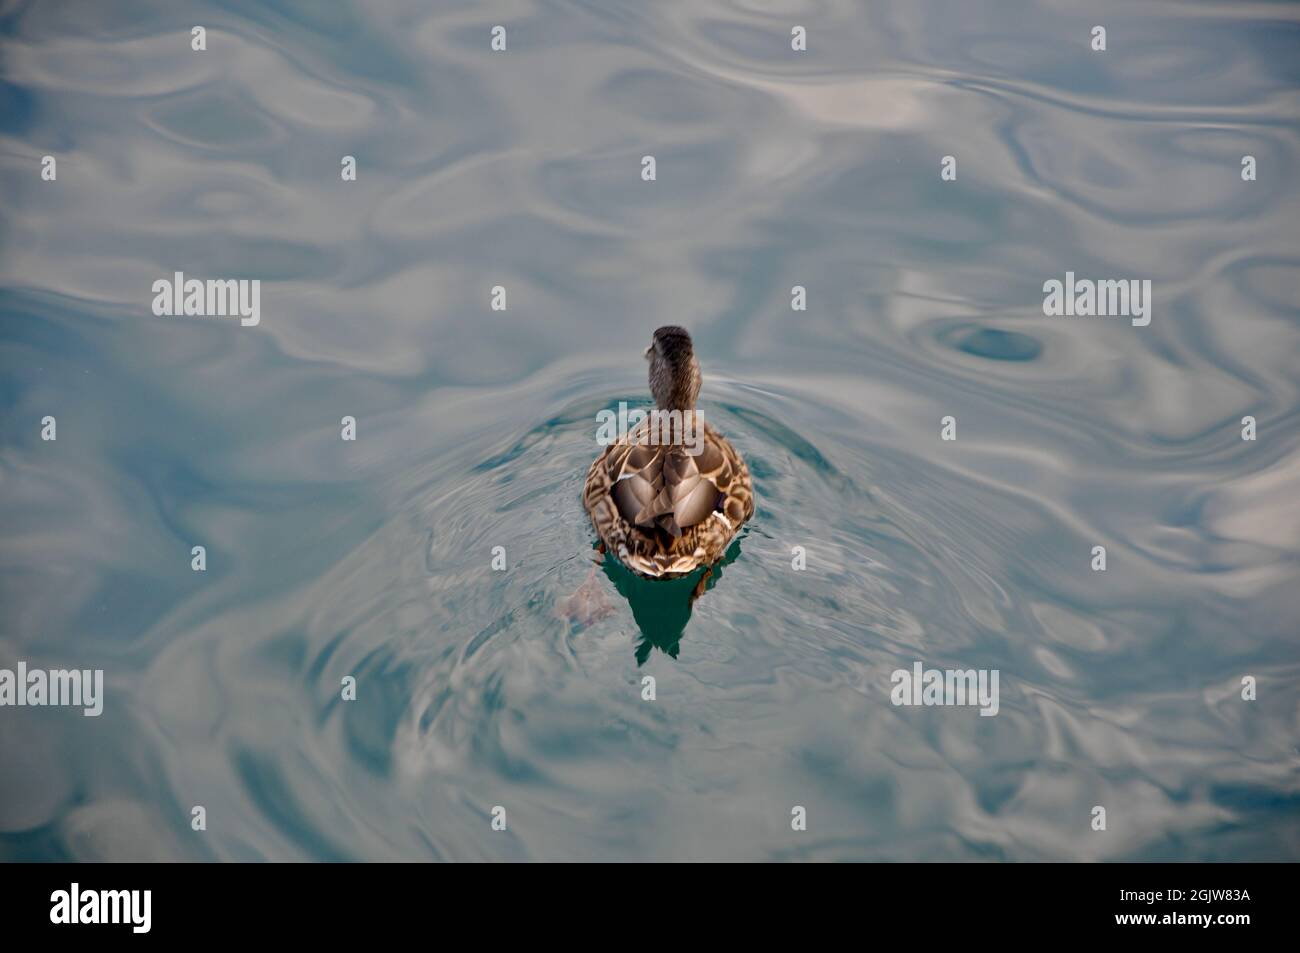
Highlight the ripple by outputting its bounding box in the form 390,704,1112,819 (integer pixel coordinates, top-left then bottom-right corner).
940,324,1043,362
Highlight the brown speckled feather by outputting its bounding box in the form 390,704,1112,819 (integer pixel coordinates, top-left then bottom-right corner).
584,418,754,578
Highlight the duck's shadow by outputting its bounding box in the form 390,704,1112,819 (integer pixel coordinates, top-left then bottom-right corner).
600,538,744,665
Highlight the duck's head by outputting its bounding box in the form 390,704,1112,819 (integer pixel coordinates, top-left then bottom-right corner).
646,325,701,411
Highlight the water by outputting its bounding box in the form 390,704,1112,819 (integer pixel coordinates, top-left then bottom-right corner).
2,0,1298,862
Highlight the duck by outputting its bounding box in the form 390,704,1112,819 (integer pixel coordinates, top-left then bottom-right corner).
583,326,754,580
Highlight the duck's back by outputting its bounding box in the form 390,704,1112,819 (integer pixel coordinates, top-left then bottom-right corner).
584,420,753,578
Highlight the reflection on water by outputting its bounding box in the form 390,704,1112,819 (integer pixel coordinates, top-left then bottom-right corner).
1,0,1298,861
602,540,743,665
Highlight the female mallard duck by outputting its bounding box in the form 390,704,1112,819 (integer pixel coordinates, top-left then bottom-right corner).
583,326,754,579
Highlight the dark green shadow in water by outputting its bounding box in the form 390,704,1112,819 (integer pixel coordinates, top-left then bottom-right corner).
600,537,744,665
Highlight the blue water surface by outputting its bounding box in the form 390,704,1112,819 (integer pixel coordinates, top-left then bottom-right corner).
1,0,1298,861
